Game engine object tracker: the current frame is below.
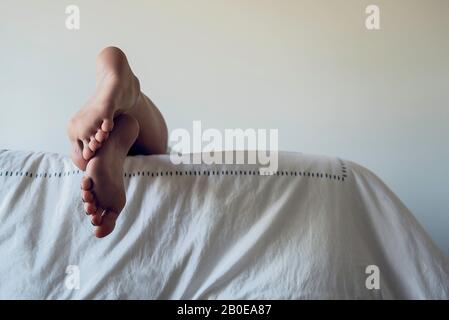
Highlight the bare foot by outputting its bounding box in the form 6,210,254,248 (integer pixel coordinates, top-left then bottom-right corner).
81,114,139,238
67,46,140,170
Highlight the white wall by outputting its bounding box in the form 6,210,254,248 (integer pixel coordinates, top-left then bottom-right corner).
1,0,448,257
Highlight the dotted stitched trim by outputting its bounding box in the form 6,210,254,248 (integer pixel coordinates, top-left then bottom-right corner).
0,160,347,182
339,158,348,180
123,169,345,181
0,170,81,178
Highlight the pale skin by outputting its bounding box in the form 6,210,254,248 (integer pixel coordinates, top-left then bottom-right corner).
67,46,168,238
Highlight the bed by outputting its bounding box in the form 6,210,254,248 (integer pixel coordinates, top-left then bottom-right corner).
0,149,448,299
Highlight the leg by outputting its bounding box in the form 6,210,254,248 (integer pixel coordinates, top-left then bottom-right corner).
127,92,168,156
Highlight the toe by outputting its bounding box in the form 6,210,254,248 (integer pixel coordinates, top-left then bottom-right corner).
80,176,93,190
94,210,119,238
84,202,97,215
89,137,101,151
82,190,94,203
101,119,114,132
82,141,95,160
95,129,108,143
91,209,104,226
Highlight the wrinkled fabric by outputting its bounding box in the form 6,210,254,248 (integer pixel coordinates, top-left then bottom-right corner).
0,149,448,299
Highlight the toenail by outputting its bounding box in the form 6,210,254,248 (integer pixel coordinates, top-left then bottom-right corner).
85,211,89,215
82,198,86,203
91,221,96,226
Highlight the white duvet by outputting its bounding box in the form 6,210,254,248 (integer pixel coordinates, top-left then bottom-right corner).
0,149,447,299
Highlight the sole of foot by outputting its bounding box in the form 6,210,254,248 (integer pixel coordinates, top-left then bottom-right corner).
67,46,140,171
80,114,139,238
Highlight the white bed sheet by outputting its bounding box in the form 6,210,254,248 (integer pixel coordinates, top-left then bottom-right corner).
0,149,447,299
